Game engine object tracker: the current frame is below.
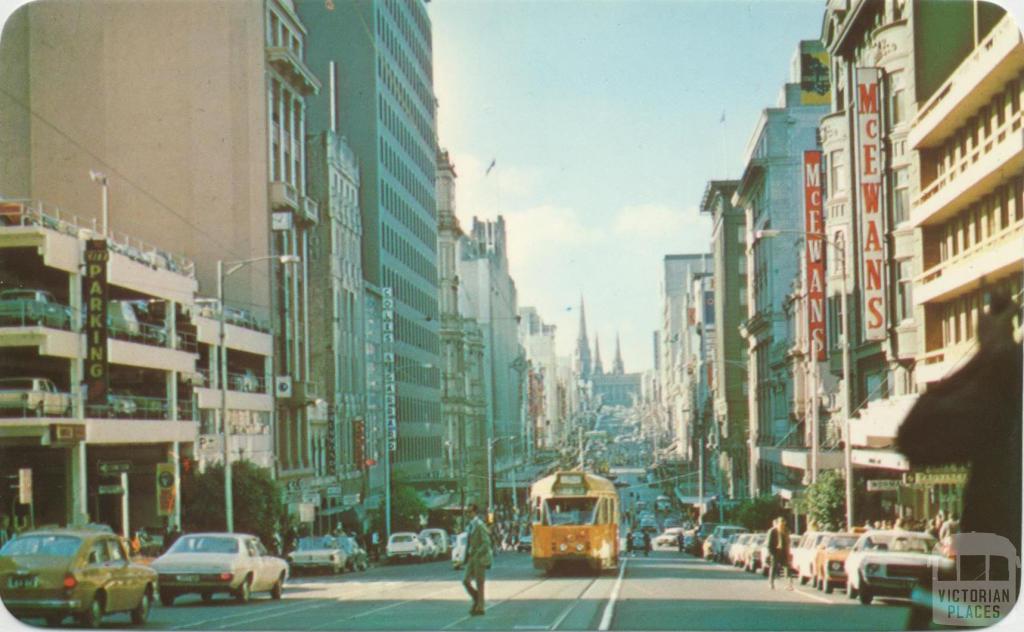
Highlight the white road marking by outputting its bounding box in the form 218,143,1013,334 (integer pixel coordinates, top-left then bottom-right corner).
598,559,628,631
793,587,836,604
548,573,603,630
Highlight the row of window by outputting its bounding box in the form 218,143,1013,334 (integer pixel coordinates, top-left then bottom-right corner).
266,5,302,55
380,148,437,253
377,54,436,168
933,277,1022,352
382,221,438,289
377,8,434,126
269,78,305,191
380,134,435,227
381,0,433,81
396,433,443,464
927,176,1023,271
379,95,436,203
382,258,438,321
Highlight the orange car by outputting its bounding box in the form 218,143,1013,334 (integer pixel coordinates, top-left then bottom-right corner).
0,527,157,627
812,532,860,593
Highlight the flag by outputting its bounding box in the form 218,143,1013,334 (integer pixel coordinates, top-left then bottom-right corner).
485,158,496,176
720,110,726,124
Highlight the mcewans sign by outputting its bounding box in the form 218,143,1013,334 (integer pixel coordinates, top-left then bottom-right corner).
856,67,886,342
803,150,826,361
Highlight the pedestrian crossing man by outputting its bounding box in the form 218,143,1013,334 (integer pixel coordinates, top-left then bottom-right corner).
463,503,493,616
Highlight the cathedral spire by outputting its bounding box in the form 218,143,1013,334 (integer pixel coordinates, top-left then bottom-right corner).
613,332,625,375
574,295,592,378
593,334,604,376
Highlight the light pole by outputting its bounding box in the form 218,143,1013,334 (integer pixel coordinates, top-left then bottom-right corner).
384,361,434,539
487,435,516,518
89,170,109,236
756,229,854,530
218,254,300,532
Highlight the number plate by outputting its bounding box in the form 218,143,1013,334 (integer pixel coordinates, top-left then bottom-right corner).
8,575,38,589
175,574,199,583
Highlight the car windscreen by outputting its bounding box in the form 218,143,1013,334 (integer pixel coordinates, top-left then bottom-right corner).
298,537,336,550
544,497,598,525
391,535,415,543
338,537,356,553
0,291,38,300
170,536,239,554
0,534,81,557
827,536,859,549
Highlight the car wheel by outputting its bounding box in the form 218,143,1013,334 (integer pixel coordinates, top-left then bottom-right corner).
332,562,342,575
270,574,284,600
201,592,214,603
79,594,104,628
131,589,152,625
160,592,176,607
35,402,45,417
858,584,873,605
824,577,834,594
44,615,64,627
235,576,252,603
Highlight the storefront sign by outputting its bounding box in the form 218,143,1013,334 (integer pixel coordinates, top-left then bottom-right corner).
382,287,397,453
156,462,175,517
50,424,86,444
803,150,827,361
98,460,132,476
866,479,900,492
84,239,110,405
855,68,887,341
18,468,32,505
903,470,968,486
98,485,124,495
353,417,366,468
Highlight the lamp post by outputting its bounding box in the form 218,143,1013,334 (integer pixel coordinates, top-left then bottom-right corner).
755,229,854,530
487,435,516,519
218,254,300,532
384,361,434,539
89,171,109,236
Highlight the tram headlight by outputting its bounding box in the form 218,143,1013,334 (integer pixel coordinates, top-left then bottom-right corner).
559,543,568,552
575,543,585,552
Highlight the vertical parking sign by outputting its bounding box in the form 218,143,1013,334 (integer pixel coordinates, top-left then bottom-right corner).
84,240,110,405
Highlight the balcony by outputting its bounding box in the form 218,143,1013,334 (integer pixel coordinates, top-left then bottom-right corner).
911,13,1024,150
916,340,976,385
266,46,321,96
818,110,847,150
849,394,918,448
912,113,1024,227
300,195,319,225
915,220,1024,305
269,181,300,212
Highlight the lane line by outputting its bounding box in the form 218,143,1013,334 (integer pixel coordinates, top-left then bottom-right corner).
441,575,554,630
598,559,628,631
548,573,603,630
793,587,838,605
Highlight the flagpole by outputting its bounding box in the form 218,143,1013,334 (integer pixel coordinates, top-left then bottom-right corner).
720,110,727,178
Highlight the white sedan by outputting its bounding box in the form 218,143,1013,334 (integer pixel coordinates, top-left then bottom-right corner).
451,532,468,569
844,530,944,605
288,536,348,575
386,532,425,563
152,533,288,605
653,527,686,548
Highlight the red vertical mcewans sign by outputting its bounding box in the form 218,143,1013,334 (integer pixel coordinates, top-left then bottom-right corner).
856,67,886,341
803,150,826,361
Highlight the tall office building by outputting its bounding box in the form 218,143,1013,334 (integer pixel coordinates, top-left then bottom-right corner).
300,0,444,480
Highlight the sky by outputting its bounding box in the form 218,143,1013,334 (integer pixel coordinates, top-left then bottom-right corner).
429,0,827,372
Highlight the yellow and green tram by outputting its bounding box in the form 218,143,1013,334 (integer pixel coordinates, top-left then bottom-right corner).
529,471,619,572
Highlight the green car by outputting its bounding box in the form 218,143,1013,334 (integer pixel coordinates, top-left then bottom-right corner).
0,289,72,329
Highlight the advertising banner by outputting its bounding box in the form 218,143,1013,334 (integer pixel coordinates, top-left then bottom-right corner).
156,462,175,517
84,239,110,405
855,67,887,341
803,150,827,361
382,287,397,452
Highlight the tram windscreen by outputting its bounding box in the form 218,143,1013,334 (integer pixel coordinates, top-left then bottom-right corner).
544,497,598,525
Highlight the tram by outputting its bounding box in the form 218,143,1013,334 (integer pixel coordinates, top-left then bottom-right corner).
529,470,619,572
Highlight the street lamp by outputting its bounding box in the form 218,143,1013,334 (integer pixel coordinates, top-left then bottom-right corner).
755,228,854,530
487,435,516,519
383,361,435,539
89,170,109,236
218,254,300,532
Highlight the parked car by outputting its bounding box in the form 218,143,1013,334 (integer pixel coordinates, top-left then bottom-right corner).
0,378,72,417
386,532,424,563
663,517,683,529
654,527,686,548
419,529,450,558
337,536,369,572
844,531,943,605
654,496,673,512
418,535,438,560
288,536,348,575
516,530,532,553
743,533,767,572
639,517,659,535
692,522,718,555
451,533,468,570
727,534,750,566
152,533,288,605
793,531,831,584
106,391,139,418
709,525,748,562
0,527,157,627
758,534,802,576
812,533,860,593
0,289,72,329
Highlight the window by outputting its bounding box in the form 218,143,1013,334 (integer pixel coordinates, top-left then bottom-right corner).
888,70,906,126
737,226,746,244
737,255,747,274
893,168,909,224
87,541,109,565
739,287,747,306
828,150,845,197
897,259,914,322
106,538,127,562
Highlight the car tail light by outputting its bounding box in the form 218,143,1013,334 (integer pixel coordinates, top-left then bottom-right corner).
219,572,232,581
63,574,77,589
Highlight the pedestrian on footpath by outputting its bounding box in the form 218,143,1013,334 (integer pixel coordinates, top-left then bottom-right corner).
767,517,793,590
462,503,493,616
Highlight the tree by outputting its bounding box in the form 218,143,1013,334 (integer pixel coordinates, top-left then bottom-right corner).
800,470,846,531
181,461,285,546
389,483,428,532
725,496,786,531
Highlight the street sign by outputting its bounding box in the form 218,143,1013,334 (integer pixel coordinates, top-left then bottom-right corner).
98,461,131,476
18,468,31,505
866,479,900,492
98,484,124,495
156,462,175,517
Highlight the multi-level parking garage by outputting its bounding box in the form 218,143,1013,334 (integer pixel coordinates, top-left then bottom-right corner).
0,200,272,536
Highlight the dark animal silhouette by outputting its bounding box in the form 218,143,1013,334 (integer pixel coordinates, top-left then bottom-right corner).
897,291,1022,558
